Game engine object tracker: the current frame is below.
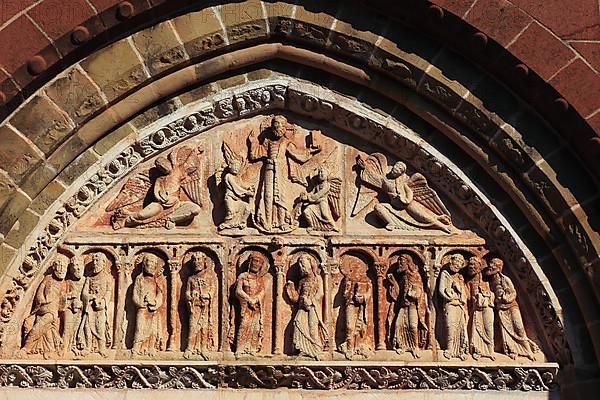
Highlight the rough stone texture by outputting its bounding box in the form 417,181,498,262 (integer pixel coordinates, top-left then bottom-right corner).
220,0,268,44
56,148,99,186
0,170,16,213
0,125,43,183
171,8,226,58
3,208,39,248
465,0,532,47
80,39,150,101
0,189,30,236
45,67,106,125
10,95,74,155
132,21,187,76
94,122,137,155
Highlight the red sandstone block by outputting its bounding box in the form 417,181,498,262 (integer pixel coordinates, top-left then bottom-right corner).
465,0,532,47
28,0,96,40
0,0,37,26
510,0,600,40
571,42,600,73
88,0,122,13
431,0,475,18
586,112,600,135
550,59,600,118
0,15,52,74
508,22,576,81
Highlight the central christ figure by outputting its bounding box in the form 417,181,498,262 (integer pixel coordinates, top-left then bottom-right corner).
248,115,320,233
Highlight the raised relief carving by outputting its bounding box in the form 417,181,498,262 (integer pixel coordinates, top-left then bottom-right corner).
77,252,113,357
292,166,342,233
18,255,68,358
438,254,469,360
218,142,255,231
337,255,374,360
62,256,84,357
285,253,328,359
132,253,168,356
354,153,453,233
108,145,203,230
486,258,538,361
231,251,268,358
247,115,321,233
184,252,217,359
386,254,427,358
466,256,495,360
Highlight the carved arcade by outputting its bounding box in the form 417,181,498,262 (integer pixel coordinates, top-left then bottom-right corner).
9,114,544,367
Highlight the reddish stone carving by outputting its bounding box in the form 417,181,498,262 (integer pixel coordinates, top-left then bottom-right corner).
466,256,495,360
184,252,217,359
247,115,321,233
18,256,68,358
62,256,84,357
354,153,453,233
132,253,168,356
231,251,268,358
108,145,203,230
77,252,112,357
439,254,469,360
486,258,538,361
386,254,427,358
285,253,327,359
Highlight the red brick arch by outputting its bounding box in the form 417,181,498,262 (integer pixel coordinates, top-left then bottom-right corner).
0,0,598,171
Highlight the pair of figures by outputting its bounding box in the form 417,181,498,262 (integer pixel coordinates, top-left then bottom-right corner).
19,252,112,358
439,254,538,360
220,116,341,234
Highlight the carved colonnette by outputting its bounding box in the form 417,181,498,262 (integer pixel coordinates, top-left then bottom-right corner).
0,81,565,392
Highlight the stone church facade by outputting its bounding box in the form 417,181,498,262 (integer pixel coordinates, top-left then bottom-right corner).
0,1,598,398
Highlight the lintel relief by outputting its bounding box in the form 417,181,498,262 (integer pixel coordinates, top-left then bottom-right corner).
0,81,561,391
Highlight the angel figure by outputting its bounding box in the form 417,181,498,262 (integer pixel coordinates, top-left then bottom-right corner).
353,153,453,233
107,145,204,230
218,142,255,231
293,166,342,233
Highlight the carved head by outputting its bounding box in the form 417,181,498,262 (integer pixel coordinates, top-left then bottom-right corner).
52,257,68,280
248,252,266,275
155,156,173,175
142,253,161,276
229,158,242,175
92,252,108,275
191,252,207,273
390,161,407,178
316,166,329,182
397,254,415,273
271,115,288,139
485,258,504,276
298,254,316,278
467,256,484,276
448,253,466,273
69,256,84,280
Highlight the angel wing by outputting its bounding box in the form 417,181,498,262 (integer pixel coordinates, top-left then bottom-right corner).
175,145,204,206
106,172,151,212
327,177,342,220
408,173,451,219
351,153,388,217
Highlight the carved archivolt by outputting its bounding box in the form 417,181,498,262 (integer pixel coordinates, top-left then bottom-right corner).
0,81,565,391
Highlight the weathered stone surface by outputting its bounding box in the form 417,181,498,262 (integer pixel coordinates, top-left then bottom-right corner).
132,21,187,76
3,208,39,248
94,122,137,155
45,67,106,125
29,180,67,215
171,9,226,58
221,0,268,44
10,95,74,155
80,39,150,101
56,148,100,186
0,189,30,235
0,170,16,213
0,125,43,183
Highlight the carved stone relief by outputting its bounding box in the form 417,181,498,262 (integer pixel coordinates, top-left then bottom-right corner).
0,83,563,392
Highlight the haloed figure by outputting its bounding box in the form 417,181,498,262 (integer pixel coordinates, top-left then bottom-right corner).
132,253,167,356
185,253,217,359
19,257,68,358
